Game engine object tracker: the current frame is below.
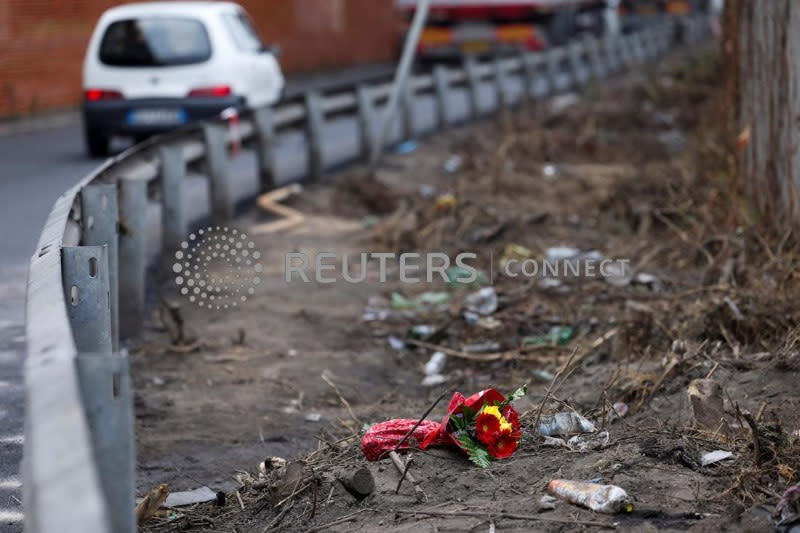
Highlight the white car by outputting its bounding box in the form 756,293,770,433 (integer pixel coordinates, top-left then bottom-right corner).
82,1,285,157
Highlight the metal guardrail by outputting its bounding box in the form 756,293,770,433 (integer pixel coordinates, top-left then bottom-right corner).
23,16,710,533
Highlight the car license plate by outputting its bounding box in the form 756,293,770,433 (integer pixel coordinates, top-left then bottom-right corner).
128,108,186,125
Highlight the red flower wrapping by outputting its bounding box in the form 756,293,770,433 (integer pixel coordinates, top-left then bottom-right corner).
361,419,447,461
361,389,519,461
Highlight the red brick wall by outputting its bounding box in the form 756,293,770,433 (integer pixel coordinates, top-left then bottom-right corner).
0,0,399,118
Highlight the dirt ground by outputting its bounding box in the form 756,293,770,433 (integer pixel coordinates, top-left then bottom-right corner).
135,47,800,532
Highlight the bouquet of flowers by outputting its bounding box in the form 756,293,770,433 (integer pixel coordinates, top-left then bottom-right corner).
362,386,526,468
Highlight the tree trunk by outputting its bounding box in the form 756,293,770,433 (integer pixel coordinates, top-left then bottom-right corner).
737,1,800,229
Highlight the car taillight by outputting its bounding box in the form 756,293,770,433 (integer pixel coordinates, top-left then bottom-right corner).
187,85,232,98
84,89,123,101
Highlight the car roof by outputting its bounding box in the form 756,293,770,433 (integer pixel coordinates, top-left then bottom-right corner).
101,1,242,19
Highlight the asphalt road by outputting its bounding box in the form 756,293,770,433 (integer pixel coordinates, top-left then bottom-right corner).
0,57,577,531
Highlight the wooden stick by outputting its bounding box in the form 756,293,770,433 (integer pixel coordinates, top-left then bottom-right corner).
302,509,367,533
393,391,448,453
321,373,362,425
392,508,614,529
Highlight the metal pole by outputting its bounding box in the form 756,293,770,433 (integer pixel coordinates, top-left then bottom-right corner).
369,0,432,168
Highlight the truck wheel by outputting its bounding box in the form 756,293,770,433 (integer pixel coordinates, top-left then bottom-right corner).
85,128,110,158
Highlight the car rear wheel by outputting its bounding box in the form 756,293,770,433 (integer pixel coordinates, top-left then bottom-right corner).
85,127,110,158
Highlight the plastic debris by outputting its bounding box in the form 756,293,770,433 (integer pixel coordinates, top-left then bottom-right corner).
700,450,734,466
530,368,556,382
462,341,501,353
443,154,463,173
434,193,458,212
548,479,633,514
602,261,632,286
393,139,418,154
410,325,437,339
634,272,661,290
465,287,498,315
421,374,447,386
391,291,450,310
463,311,480,326
477,316,502,330
523,326,573,346
424,351,447,376
538,494,558,512
164,486,217,508
545,247,580,262
775,481,800,528
419,184,436,198
537,412,596,437
658,129,687,154
542,436,570,448
549,92,579,115
304,412,322,422
446,266,484,288
538,278,563,290
567,431,610,451
543,164,558,179
362,215,379,229
388,336,405,350
500,243,533,268
611,401,629,420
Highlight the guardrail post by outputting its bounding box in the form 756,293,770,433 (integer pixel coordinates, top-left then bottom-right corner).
118,178,147,339
618,35,635,68
585,36,606,79
463,56,482,119
568,41,587,86
518,51,535,100
401,80,416,139
493,56,509,108
63,245,112,353
356,85,376,160
545,47,563,92
77,351,135,533
304,91,325,181
642,29,657,59
629,31,647,63
252,107,278,190
80,184,118,352
602,35,620,74
159,146,186,256
432,65,451,129
202,123,234,221
63,245,135,533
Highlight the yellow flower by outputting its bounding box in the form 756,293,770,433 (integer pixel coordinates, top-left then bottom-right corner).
481,405,512,433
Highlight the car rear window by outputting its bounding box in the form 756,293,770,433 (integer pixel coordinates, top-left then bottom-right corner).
99,17,211,67
221,11,263,53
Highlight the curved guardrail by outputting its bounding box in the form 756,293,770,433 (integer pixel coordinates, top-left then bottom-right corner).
23,16,709,533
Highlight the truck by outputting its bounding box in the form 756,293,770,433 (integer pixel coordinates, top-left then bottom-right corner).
396,0,620,59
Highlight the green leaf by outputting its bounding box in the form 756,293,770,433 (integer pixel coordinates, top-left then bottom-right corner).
460,404,476,424
498,384,528,411
457,433,492,468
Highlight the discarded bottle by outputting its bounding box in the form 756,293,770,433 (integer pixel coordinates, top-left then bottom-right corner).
410,325,437,340
424,351,447,376
523,326,573,346
537,412,595,437
547,480,633,514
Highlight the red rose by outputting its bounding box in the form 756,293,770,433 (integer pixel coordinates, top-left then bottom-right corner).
475,412,501,445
